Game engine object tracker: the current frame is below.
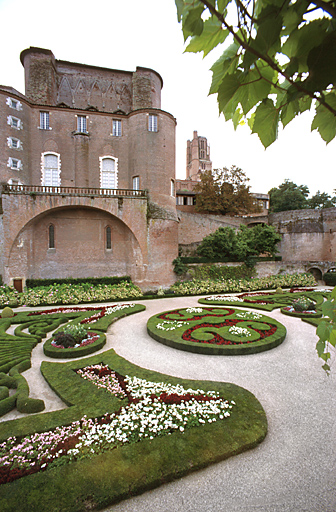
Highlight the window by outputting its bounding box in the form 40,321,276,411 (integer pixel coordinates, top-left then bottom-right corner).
77,115,87,133
176,196,184,205
6,97,22,110
170,179,175,197
7,115,22,129
40,112,50,130
7,137,22,149
100,156,118,189
106,226,112,250
148,114,158,132
7,157,22,170
112,119,122,136
41,152,61,186
48,224,55,249
132,176,140,191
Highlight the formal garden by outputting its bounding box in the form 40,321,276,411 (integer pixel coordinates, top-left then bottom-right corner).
0,271,334,511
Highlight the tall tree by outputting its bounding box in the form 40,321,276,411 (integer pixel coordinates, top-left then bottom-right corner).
194,166,261,215
308,190,336,209
268,180,309,212
175,0,336,147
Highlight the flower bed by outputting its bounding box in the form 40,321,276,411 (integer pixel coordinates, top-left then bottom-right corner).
0,350,267,511
147,307,286,355
43,332,105,359
0,303,145,415
199,290,329,316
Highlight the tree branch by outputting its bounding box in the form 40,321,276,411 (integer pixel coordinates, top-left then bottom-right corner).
200,0,336,117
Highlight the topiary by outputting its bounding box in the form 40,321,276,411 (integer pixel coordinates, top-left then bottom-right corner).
53,333,77,348
276,287,283,294
1,307,14,318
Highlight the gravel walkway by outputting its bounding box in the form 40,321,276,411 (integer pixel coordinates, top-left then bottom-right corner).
1,294,335,511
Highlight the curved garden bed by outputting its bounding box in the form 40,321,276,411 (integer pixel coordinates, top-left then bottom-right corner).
147,307,286,355
43,331,106,358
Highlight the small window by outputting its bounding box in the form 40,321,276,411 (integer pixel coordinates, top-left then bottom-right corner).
148,114,158,132
176,196,184,205
106,226,112,250
40,112,50,130
7,157,22,170
112,119,122,136
77,115,87,133
7,115,22,129
6,97,22,110
132,176,140,191
170,179,175,197
48,224,55,249
7,137,22,149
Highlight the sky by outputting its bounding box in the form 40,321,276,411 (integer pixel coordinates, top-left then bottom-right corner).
0,0,335,196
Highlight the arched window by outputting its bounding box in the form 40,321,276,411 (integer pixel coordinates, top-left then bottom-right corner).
106,226,112,250
100,156,118,190
41,152,61,186
49,224,55,249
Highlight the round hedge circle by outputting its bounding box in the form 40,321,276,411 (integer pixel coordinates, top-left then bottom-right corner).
147,307,286,355
43,331,106,359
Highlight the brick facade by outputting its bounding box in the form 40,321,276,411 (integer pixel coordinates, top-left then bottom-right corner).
0,47,178,290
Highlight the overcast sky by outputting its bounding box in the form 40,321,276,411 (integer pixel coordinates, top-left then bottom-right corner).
0,0,335,195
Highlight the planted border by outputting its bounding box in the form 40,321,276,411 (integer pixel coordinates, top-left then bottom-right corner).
0,303,145,417
147,307,286,355
0,349,267,512
43,332,106,359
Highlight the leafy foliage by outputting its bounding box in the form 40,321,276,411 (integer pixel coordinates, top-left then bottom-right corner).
316,286,336,374
269,180,336,211
269,179,310,212
175,0,336,147
194,166,261,215
196,224,281,262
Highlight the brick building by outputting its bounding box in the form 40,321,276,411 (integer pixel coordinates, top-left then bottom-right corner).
0,47,178,290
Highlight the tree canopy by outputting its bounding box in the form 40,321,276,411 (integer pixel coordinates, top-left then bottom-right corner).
196,223,281,261
175,0,336,147
269,179,336,211
194,165,261,215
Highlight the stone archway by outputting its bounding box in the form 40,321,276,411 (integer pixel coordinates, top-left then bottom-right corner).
308,267,323,282
7,206,145,283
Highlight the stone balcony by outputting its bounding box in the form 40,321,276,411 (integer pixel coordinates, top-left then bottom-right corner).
1,184,147,199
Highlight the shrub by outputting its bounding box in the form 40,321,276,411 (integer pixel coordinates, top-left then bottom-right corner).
172,257,188,275
188,263,255,281
53,333,77,348
323,271,336,286
1,307,14,318
292,297,316,312
61,323,87,342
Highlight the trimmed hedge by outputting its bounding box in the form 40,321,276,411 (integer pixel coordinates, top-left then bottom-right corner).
323,272,336,286
0,349,267,511
25,276,132,288
43,332,106,359
147,307,287,356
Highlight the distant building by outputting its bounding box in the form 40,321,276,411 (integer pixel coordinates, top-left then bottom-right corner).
177,130,269,214
0,47,178,290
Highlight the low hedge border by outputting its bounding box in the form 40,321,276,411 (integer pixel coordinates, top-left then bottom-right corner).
147,307,287,356
0,304,146,417
0,349,267,512
25,276,132,288
43,332,106,359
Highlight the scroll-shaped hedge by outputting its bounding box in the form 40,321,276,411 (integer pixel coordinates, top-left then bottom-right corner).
147,307,286,355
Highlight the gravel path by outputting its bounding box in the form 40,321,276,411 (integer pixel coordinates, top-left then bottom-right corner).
1,295,335,512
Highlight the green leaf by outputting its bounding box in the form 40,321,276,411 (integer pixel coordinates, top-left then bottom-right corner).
217,0,229,13
185,18,229,57
217,73,241,112
306,32,336,91
311,94,336,144
240,63,276,115
252,99,279,147
316,320,333,342
329,329,336,348
321,299,336,319
281,99,299,127
282,19,330,71
322,363,331,374
182,4,205,41
209,41,240,94
175,0,185,22
316,337,327,357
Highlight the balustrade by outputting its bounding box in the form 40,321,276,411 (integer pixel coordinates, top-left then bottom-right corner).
1,184,147,198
